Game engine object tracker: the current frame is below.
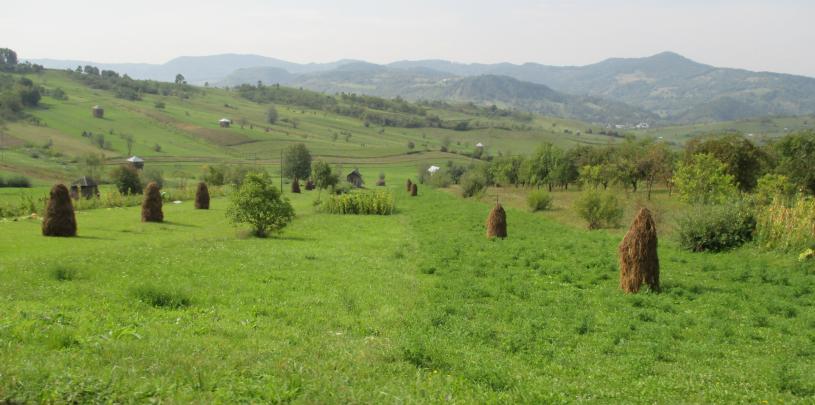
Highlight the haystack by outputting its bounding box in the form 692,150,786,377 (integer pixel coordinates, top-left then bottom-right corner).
305,180,315,191
410,183,418,196
292,177,301,193
42,184,77,237
406,179,413,192
618,207,659,293
486,203,507,239
194,182,210,209
141,182,164,222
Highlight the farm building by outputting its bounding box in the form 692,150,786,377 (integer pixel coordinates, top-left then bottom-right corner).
428,165,440,174
219,118,232,128
475,142,484,148
127,155,145,170
92,105,104,118
70,176,99,199
346,169,364,188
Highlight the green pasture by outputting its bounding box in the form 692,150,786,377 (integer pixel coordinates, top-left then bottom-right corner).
1,181,812,402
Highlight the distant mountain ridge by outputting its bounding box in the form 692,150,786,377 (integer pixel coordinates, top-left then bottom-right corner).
29,52,815,124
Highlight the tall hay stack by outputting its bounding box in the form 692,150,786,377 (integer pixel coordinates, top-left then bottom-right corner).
291,177,301,193
141,182,164,222
406,179,413,192
486,203,507,239
618,207,660,293
194,182,210,209
42,184,77,237
410,183,418,196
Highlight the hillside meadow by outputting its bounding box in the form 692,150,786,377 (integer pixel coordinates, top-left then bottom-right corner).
1,69,622,185
1,173,813,403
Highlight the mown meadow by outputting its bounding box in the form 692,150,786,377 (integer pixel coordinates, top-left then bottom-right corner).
1,175,813,403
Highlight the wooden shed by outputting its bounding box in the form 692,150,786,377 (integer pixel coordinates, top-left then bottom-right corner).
92,105,104,118
127,155,145,170
70,176,99,199
346,168,364,188
219,118,231,128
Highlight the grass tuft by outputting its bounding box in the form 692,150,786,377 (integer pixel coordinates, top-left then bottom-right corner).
133,284,191,309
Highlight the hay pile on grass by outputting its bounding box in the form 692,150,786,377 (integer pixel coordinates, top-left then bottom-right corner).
141,182,164,222
486,203,507,239
305,180,315,191
410,183,418,196
292,177,301,193
42,184,77,237
194,182,210,209
406,179,412,192
619,207,660,293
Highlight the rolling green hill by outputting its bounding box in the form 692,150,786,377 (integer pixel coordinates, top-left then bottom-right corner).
0,69,627,183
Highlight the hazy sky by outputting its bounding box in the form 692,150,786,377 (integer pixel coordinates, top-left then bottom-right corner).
4,0,815,76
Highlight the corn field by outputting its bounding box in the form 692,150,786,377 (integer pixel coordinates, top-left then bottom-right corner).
319,190,395,215
755,196,815,251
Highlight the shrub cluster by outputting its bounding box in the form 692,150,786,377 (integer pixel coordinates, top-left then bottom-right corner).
526,189,553,212
677,203,756,252
575,190,623,229
0,175,32,188
319,190,395,215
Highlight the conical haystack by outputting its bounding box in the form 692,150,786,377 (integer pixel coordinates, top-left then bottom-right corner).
406,179,413,192
486,203,507,239
410,183,418,196
194,182,210,209
42,184,77,237
291,177,301,193
141,182,164,222
618,207,659,293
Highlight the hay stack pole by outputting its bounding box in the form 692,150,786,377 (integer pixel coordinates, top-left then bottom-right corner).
410,183,418,196
619,207,660,293
42,184,77,237
291,177,301,193
141,182,164,223
486,203,507,239
194,182,210,209
406,179,413,192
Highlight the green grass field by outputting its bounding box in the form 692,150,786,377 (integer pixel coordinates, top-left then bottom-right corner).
1,179,813,402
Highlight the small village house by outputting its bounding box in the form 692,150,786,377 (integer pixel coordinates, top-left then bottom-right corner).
127,155,145,170
92,105,104,118
219,118,232,128
346,168,364,188
70,176,99,199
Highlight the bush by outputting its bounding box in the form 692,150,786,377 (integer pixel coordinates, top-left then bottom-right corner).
755,196,815,251
460,171,487,198
0,175,32,188
319,190,395,215
226,172,294,237
677,203,756,252
754,174,797,206
111,165,142,195
575,190,623,230
526,189,552,212
427,170,452,188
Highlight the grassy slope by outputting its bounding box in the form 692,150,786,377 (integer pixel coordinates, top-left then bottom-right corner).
1,181,812,402
0,70,624,184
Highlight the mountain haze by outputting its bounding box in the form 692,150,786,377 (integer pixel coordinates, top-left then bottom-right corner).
30,52,815,124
